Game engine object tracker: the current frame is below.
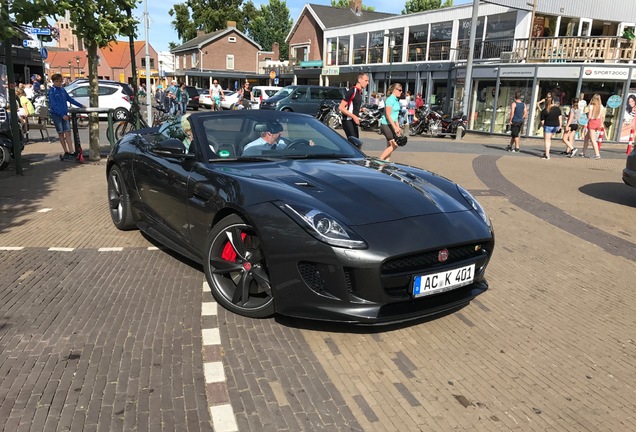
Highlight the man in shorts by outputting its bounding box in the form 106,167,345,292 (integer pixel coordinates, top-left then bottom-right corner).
209,80,224,110
507,92,527,152
48,73,85,159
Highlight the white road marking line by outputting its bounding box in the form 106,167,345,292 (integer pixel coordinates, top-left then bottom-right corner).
204,361,226,384
48,247,75,252
37,208,52,213
97,247,124,252
209,404,238,432
147,246,159,250
201,302,218,316
0,247,24,251
202,328,220,346
203,280,210,292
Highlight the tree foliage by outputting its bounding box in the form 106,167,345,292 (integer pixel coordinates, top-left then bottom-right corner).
169,0,253,43
330,0,375,12
0,0,57,40
402,0,452,15
246,0,292,60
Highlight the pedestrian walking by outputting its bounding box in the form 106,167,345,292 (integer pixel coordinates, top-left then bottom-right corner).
540,96,562,160
506,91,527,153
338,72,369,139
379,83,404,161
581,94,604,159
180,82,189,115
561,98,580,157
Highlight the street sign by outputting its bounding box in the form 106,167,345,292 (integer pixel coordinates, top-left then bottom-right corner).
30,27,51,36
274,77,279,85
269,70,277,79
40,47,48,60
22,39,38,48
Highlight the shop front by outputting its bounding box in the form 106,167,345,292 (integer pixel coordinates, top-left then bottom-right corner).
466,64,636,142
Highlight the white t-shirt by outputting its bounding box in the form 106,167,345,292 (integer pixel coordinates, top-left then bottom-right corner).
210,84,223,98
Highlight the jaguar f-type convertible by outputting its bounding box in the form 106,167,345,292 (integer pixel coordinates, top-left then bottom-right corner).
107,110,494,324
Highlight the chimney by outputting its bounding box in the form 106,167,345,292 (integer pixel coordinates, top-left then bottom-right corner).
272,42,280,61
197,29,205,37
227,21,237,28
348,0,362,12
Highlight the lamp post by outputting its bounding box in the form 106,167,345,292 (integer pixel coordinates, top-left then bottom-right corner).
68,60,72,82
159,60,163,87
75,56,80,79
384,30,395,86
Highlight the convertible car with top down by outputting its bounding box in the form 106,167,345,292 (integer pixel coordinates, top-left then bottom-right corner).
106,110,494,324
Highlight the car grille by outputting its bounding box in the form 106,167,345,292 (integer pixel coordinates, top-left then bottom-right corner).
381,242,492,275
298,262,355,298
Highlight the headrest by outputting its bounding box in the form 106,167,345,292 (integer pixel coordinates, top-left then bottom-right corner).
254,122,283,133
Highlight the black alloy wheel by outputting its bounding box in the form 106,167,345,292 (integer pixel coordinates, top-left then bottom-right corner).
0,146,10,171
204,214,274,318
107,166,136,230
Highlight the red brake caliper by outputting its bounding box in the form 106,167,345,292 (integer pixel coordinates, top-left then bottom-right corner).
220,232,248,262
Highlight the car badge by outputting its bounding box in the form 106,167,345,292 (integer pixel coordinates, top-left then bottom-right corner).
438,249,449,262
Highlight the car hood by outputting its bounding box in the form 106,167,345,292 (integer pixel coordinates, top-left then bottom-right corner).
222,158,472,225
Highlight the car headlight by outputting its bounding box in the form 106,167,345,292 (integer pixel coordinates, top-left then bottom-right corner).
277,202,367,249
457,185,491,227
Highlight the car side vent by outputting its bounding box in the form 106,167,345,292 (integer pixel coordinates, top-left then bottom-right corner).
0,108,6,122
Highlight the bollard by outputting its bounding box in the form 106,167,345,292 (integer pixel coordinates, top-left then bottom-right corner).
597,127,604,150
627,129,634,155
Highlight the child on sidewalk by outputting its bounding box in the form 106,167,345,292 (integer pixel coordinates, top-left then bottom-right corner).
48,73,84,159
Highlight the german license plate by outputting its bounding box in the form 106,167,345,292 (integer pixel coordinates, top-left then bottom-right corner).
413,264,475,298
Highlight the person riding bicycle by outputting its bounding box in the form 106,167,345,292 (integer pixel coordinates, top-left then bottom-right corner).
209,79,224,110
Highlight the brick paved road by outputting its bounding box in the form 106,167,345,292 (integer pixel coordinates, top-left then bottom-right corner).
1,132,635,431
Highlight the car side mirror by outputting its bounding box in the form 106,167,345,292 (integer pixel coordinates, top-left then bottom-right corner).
347,136,363,149
153,138,195,158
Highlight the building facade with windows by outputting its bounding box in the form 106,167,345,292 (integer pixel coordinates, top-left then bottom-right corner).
298,0,636,142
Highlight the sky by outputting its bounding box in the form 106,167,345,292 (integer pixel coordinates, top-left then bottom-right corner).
136,0,471,53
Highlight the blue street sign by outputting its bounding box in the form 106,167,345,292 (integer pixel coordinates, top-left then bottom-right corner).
22,40,28,47
40,47,48,60
274,77,279,85
30,27,51,35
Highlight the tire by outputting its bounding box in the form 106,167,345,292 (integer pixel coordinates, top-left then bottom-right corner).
107,166,136,230
0,145,10,171
112,107,129,122
204,214,275,318
327,115,340,130
115,121,136,141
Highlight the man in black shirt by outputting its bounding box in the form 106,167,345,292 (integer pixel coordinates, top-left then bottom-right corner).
339,72,369,139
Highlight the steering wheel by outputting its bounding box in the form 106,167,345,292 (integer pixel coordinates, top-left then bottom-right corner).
286,139,311,150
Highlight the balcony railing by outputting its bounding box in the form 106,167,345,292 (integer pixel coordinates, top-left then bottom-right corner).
508,36,636,63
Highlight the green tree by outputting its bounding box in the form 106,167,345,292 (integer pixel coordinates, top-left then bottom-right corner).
0,0,56,40
402,0,452,15
169,0,253,43
330,0,375,11
57,0,139,161
246,0,292,60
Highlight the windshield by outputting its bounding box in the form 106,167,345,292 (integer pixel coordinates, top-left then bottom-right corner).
272,88,292,98
195,111,364,161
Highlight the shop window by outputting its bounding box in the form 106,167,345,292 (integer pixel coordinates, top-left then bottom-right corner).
369,31,384,64
352,33,367,65
408,25,428,62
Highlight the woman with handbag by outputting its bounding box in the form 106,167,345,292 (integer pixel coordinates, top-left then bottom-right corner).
581,94,604,159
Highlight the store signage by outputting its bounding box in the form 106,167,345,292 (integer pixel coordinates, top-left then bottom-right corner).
499,67,535,78
321,66,340,76
582,67,629,80
632,69,636,80
537,66,578,78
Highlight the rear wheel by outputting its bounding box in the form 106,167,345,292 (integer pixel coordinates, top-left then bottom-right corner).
204,215,274,318
112,107,129,121
0,145,10,171
115,121,136,141
107,166,136,230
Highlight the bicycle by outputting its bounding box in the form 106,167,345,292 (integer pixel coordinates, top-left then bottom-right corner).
211,95,223,111
112,105,176,141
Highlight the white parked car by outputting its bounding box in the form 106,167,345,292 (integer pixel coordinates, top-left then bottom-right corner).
65,80,132,120
220,91,241,110
250,86,282,109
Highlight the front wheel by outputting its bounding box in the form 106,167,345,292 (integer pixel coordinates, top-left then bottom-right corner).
0,145,10,171
204,214,274,318
107,166,136,230
115,121,136,141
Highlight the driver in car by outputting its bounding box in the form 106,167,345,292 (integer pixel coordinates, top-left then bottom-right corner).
242,122,287,155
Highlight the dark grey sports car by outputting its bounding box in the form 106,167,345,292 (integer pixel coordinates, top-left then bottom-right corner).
107,110,494,324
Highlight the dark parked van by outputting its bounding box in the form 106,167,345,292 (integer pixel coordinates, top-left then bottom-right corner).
259,85,345,115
